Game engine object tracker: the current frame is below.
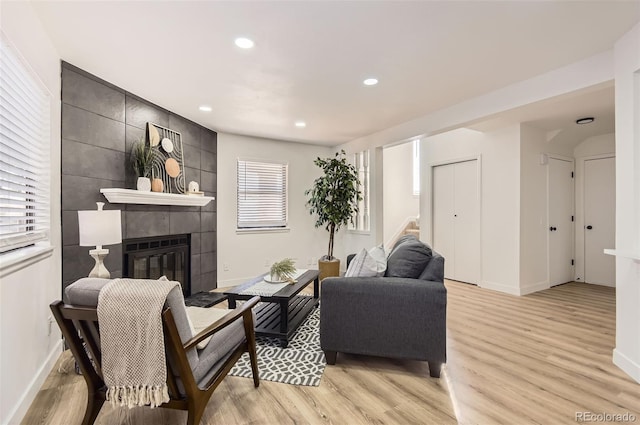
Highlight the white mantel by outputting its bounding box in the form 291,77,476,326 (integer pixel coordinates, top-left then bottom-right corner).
100,188,214,207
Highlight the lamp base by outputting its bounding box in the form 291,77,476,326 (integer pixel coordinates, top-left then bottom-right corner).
88,248,111,279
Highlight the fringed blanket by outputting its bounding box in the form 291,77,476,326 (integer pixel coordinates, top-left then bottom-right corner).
97,278,179,408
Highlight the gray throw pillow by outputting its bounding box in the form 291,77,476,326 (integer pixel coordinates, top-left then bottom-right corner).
385,239,432,279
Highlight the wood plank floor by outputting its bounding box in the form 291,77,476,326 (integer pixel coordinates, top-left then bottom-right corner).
22,281,640,424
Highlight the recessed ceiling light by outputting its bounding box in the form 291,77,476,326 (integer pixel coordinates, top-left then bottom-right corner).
363,78,378,86
576,117,594,125
199,105,212,112
295,121,306,128
234,37,255,49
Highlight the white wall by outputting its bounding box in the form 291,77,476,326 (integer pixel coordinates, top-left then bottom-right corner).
420,126,522,294
519,124,574,294
612,22,640,383
573,133,616,283
216,133,334,286
0,3,63,424
383,142,419,248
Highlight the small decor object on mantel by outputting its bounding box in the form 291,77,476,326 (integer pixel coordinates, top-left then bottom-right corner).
188,181,199,193
268,258,297,283
151,177,164,193
131,138,153,191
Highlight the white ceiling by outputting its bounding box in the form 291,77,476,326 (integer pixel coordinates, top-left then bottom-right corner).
31,1,640,146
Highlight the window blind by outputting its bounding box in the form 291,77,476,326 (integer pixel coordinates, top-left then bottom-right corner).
237,159,288,228
0,35,51,253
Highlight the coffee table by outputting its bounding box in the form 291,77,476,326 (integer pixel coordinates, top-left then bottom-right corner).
223,269,320,347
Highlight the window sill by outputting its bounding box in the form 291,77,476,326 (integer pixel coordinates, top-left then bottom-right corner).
0,244,54,278
236,227,291,235
347,230,371,236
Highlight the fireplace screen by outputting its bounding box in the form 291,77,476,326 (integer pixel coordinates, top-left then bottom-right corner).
123,234,190,297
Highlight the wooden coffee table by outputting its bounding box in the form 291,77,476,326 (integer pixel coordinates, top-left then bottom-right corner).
223,269,320,347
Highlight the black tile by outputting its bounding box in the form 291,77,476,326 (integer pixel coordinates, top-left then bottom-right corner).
201,197,216,212
200,271,217,291
200,128,217,153
61,175,124,211
191,254,201,280
200,171,216,192
62,245,95,285
62,68,125,121
170,211,200,235
190,273,202,294
190,233,201,255
62,104,125,152
183,145,201,170
125,95,169,129
104,243,123,275
169,114,201,149
201,231,216,254
124,211,170,239
183,167,201,188
200,251,216,274
201,212,216,232
62,139,125,180
125,204,172,213
62,210,79,246
201,151,216,172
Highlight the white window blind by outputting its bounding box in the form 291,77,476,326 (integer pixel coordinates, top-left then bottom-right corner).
0,35,51,253
237,159,288,229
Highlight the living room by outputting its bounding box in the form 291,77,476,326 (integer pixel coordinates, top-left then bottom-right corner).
1,2,640,424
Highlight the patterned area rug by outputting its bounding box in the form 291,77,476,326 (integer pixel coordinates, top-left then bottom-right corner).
229,305,326,386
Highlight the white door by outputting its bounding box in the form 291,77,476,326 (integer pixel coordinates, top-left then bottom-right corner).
432,160,479,284
548,158,574,286
584,157,616,286
433,164,456,279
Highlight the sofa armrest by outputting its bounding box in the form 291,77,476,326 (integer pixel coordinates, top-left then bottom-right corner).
320,276,447,362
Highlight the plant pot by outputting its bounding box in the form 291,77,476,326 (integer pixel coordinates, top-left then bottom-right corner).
151,178,164,192
318,258,340,281
136,177,151,191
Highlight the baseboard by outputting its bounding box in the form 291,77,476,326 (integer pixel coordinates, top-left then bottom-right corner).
4,339,63,425
479,280,521,296
613,348,640,384
519,280,550,295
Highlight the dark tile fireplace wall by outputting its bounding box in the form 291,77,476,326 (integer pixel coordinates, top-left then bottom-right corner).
61,62,217,294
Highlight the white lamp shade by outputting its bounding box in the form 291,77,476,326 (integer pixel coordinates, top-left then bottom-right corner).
78,209,122,247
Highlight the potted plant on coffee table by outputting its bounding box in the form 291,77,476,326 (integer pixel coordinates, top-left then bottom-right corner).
305,150,361,280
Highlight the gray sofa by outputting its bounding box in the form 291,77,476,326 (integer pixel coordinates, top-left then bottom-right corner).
320,235,447,377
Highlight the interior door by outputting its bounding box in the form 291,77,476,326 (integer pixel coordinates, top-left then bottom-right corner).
433,164,455,280
584,156,616,286
432,160,479,284
453,160,480,284
548,158,574,286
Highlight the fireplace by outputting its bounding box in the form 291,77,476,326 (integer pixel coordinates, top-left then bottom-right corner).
123,234,191,297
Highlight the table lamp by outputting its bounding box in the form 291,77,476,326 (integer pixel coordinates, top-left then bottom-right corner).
78,202,122,278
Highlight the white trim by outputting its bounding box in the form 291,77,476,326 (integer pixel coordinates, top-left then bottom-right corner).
0,245,53,278
613,348,640,384
235,227,290,235
520,280,550,295
4,339,63,425
479,280,520,296
604,248,640,261
101,188,214,206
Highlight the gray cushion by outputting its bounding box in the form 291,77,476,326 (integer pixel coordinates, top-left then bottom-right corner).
385,237,433,279
419,252,445,283
192,317,246,384
65,277,110,305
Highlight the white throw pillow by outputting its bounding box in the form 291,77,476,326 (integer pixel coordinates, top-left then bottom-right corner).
345,248,380,277
368,244,387,276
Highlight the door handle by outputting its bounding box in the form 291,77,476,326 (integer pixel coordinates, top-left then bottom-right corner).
549,227,557,231
586,225,593,230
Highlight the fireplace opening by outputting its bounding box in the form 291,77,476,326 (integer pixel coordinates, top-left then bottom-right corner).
123,234,191,297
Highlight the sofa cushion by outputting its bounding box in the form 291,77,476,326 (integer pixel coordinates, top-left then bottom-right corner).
385,237,432,279
345,248,380,277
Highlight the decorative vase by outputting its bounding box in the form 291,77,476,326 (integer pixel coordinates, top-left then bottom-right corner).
151,178,164,192
137,177,151,191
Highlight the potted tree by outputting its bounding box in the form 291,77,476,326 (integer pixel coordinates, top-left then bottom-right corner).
305,150,361,280
131,138,153,191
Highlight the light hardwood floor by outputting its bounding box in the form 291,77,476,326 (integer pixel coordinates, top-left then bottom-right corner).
22,281,640,424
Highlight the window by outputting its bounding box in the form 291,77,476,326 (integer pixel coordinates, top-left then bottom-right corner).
237,159,288,229
413,139,420,196
350,150,370,232
0,35,51,254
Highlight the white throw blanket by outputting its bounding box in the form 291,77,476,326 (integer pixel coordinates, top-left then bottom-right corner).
97,278,179,408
